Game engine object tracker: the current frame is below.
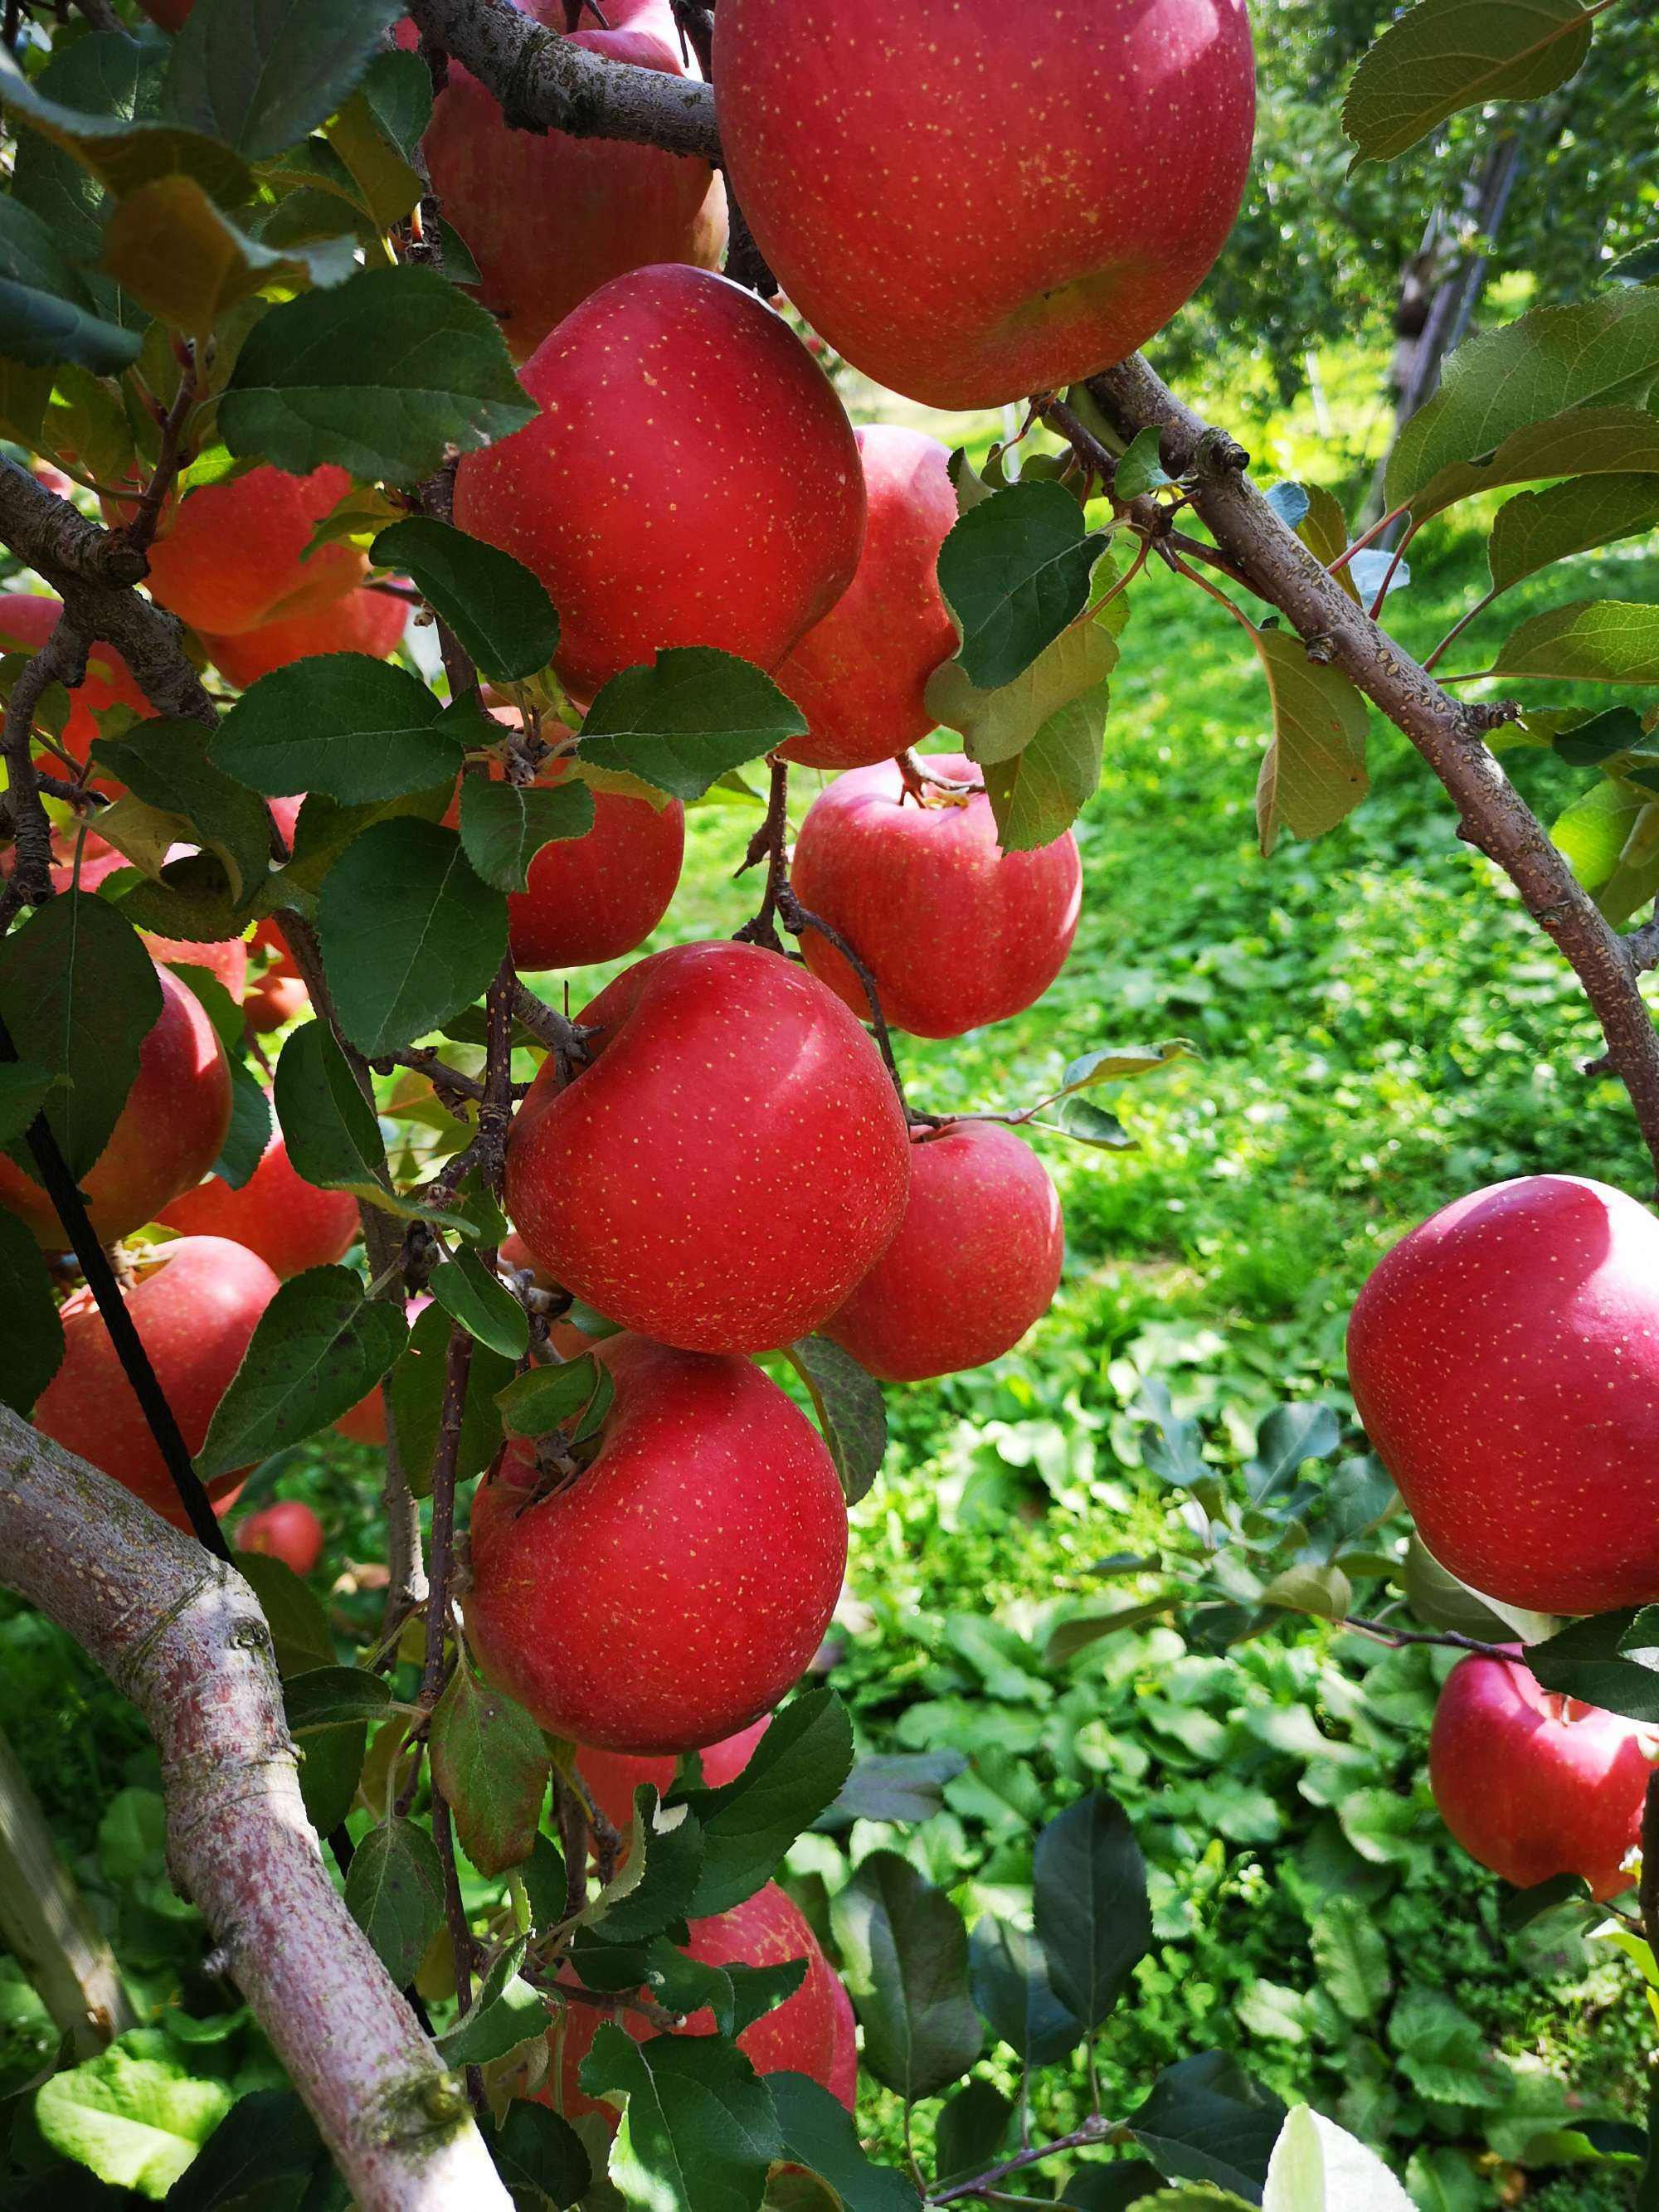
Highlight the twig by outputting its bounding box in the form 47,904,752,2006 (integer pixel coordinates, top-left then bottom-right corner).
1340,1614,1513,1663
927,2117,1113,2205
420,1324,474,1712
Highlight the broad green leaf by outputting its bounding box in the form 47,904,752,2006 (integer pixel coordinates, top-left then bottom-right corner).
937,479,1113,691
1058,1042,1196,1096
359,48,435,163
221,264,535,488
1552,703,1649,765
579,648,805,800
1341,0,1593,168
285,1665,395,1732
1033,1789,1150,2030
1387,294,1659,512
1408,403,1659,528
927,608,1118,769
1246,1402,1341,1503
1128,2054,1287,2199
1051,1096,1133,1149
1293,484,1361,601
429,1243,531,1360
1263,2104,1414,2210
212,1059,275,1189
35,2026,234,2200
981,659,1114,852
786,1336,886,1506
430,1665,551,1877
1488,474,1659,591
967,1915,1084,2066
1310,1898,1390,2023
299,1715,367,1835
1399,1536,1524,1642
1528,1607,1659,1721
1261,1563,1354,1620
196,1264,409,1476
273,1017,399,1211
1494,599,1659,683
162,0,404,158
0,1204,65,1412
91,717,275,908
345,1816,446,1987
460,776,595,894
388,1298,516,1498
12,32,169,271
935,2079,1013,2185
280,780,454,897
372,518,561,684
213,655,470,804
1116,425,1175,499
324,85,425,230
0,196,139,372
1550,774,1647,892
0,1058,56,1149
0,892,162,1180
588,1801,706,1945
681,1689,854,1916
1252,629,1369,858
102,175,355,341
822,1750,966,1829
496,1354,611,1439
0,42,253,212
440,1934,547,2066
491,2100,593,2212
316,819,508,1057
165,2088,327,2212
1609,239,1659,288
581,2025,781,2212
769,2074,921,2212
112,852,281,945
236,1551,336,1675
830,1851,981,2103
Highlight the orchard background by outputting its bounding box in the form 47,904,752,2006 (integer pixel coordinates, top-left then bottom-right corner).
0,2,1658,2210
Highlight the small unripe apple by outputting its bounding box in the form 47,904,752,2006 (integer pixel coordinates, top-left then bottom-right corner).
0,593,153,792
791,756,1082,1039
452,265,865,702
1429,1648,1655,1901
32,1235,281,1527
1348,1175,1659,1615
716,0,1256,410
777,427,959,771
159,1127,359,1279
202,586,407,689
825,1122,1063,1382
468,1334,847,1751
115,465,364,638
238,1500,325,1578
576,1718,771,1838
0,962,232,1247
504,940,909,1353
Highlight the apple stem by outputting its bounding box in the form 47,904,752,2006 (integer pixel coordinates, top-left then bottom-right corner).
1342,1613,1513,1663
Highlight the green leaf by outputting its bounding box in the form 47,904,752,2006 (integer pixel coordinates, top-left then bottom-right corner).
299,1716,367,1835
967,1915,1083,2066
1033,1790,1150,2030
11,32,168,270
1499,1872,1593,1930
1246,1402,1341,1504
359,48,435,163
1387,293,1659,512
324,84,425,230
440,1933,547,2066
213,656,469,805
1309,1898,1390,2024
388,1299,516,1498
1252,628,1370,858
1488,474,1659,592
0,1058,56,1150
1263,2103,1415,2210
272,1016,397,1207
937,479,1113,692
1610,239,1659,288
101,175,356,342
0,892,162,1180
785,1337,886,1506
372,518,561,684
980,648,1114,853
927,607,1119,771
163,0,404,158
1341,0,1594,168
221,264,535,489
936,2079,1013,2185
1127,2054,1286,2199
430,1243,531,1360
1058,1042,1196,1096
823,1750,966,1829
1494,599,1659,683
236,1550,336,1675
590,1801,707,1946
317,819,508,1057
1116,426,1175,501
578,649,805,800
0,1204,65,1413
681,1689,854,1916
496,1354,611,1440
285,1664,394,1733
34,2026,234,2200
581,2025,782,2212
0,196,139,373
459,776,595,895
1528,1607,1659,1722
1294,484,1361,600
280,780,455,898
111,853,280,946
769,2073,921,2212
830,1851,981,2103
430,1665,551,1877
164,2087,328,2211
345,1816,446,1988
1050,1097,1134,1149
491,2100,594,2212
92,717,275,909
1552,704,1648,766
212,1060,275,1190
0,41,253,212
195,1263,410,1477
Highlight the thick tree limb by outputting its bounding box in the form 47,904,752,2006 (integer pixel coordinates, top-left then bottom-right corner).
0,1412,508,2212
403,0,718,160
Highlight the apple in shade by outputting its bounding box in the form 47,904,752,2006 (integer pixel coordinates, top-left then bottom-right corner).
201,586,408,689
825,1123,1063,1383
716,0,1256,411
411,0,726,365
1347,1175,1659,1616
32,1236,280,1528
1429,1648,1656,1901
335,1295,433,1447
244,914,308,1035
776,426,960,771
577,1717,771,1839
238,1500,325,1578
0,593,153,793
547,1881,854,2122
0,962,231,1247
111,464,364,637
790,756,1082,1040
159,1128,360,1279
504,941,909,1354
451,265,865,703
467,1334,847,1752
134,0,192,23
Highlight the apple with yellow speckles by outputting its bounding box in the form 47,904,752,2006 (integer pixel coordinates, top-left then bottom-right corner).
467,1334,847,1752
714,0,1258,410
1348,1174,1659,1616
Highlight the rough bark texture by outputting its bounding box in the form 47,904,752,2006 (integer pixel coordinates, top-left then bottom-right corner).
0,1410,510,2212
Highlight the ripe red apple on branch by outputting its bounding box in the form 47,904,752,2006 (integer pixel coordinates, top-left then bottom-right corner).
0,593,153,793
577,1716,771,1839
109,464,365,638
239,1500,325,1578
202,587,408,689
160,1127,360,1279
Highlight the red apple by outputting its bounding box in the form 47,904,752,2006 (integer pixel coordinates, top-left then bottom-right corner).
577,1717,771,1837
451,265,865,702
32,1235,281,1527
244,918,308,1034
791,755,1082,1039
715,0,1256,410
0,962,232,1247
117,465,365,638
825,1122,1063,1382
159,1127,359,1279
1348,1175,1659,1616
777,427,959,771
412,0,727,364
1429,1648,1655,1901
26,833,251,999
467,1334,847,1751
239,1499,325,1578
827,1971,858,2108
0,592,153,791
202,586,408,689
134,0,192,23
504,940,909,1352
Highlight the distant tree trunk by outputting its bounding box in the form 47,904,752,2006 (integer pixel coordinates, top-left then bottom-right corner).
0,1726,136,2057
